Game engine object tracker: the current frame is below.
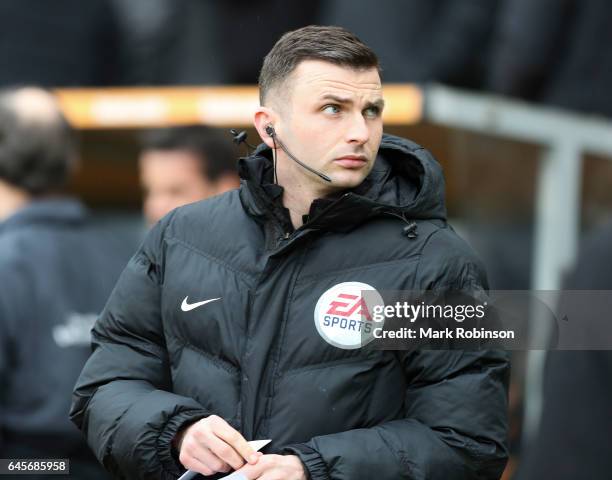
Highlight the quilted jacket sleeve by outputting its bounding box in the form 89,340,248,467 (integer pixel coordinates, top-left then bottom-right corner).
70,214,209,479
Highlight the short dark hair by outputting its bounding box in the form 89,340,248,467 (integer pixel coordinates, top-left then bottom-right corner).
140,126,238,181
0,88,77,195
259,25,381,105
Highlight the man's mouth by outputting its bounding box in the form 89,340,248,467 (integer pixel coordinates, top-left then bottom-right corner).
333,155,368,169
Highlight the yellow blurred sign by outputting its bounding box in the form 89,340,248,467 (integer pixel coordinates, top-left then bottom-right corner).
54,84,422,129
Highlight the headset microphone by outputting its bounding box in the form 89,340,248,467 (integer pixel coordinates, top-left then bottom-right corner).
266,125,332,183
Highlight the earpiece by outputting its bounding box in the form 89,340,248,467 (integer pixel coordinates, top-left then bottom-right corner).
265,125,275,137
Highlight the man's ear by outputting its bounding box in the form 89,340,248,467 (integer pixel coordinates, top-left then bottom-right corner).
254,106,277,149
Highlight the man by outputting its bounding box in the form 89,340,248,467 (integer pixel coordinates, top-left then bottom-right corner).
71,26,509,479
0,87,129,478
517,222,612,480
139,126,239,226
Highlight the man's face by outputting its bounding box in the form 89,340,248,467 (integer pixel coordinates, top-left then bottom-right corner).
139,149,218,225
274,60,384,190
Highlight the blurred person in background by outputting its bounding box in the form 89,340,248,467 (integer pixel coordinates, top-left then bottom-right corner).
109,0,191,85
486,3,612,471
516,222,612,479
487,0,612,118
320,0,499,88
0,87,130,479
205,0,321,84
110,0,320,85
0,0,122,87
139,126,239,226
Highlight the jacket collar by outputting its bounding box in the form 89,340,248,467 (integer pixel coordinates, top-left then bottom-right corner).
238,133,447,237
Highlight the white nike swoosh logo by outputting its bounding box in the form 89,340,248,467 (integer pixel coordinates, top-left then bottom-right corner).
181,296,221,312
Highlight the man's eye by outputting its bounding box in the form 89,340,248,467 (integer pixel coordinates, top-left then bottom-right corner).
364,106,380,118
322,104,340,114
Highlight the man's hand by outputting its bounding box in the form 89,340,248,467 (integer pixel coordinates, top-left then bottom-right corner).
175,415,261,476
236,454,306,480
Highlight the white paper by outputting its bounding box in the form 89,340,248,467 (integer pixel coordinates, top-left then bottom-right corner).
178,439,272,480
244,439,272,453
218,472,248,480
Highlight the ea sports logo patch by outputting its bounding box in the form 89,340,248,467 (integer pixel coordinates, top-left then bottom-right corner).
314,282,384,349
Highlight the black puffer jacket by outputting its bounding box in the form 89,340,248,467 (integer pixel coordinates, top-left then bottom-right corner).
71,134,509,479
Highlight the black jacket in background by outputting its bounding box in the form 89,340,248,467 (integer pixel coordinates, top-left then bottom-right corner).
517,222,612,480
0,199,131,479
320,0,499,88
488,0,612,118
0,0,121,87
71,134,509,479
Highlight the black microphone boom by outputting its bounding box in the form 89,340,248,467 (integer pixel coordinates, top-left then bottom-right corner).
265,125,332,183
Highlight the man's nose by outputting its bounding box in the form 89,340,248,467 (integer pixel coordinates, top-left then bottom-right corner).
345,113,370,145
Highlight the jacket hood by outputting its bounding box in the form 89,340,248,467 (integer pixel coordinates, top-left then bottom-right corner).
238,133,447,234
